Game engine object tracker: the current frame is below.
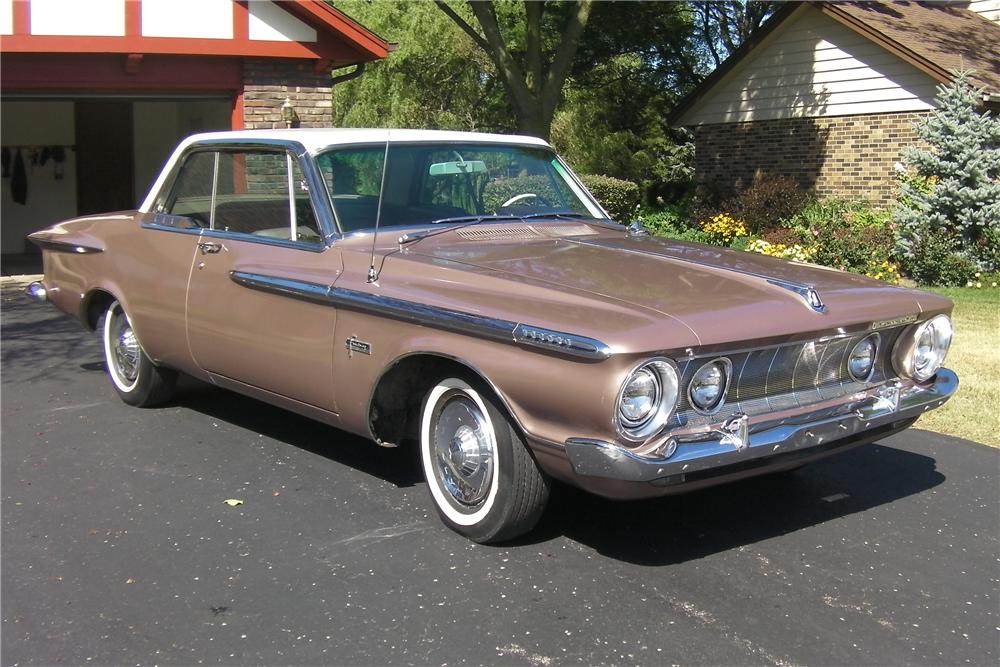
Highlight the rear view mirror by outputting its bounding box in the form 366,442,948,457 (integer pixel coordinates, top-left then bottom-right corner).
429,160,487,176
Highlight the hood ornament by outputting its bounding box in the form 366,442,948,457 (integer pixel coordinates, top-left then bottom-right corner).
767,279,827,313
626,220,649,237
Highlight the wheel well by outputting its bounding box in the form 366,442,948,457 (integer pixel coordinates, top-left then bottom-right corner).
369,354,503,447
82,289,116,331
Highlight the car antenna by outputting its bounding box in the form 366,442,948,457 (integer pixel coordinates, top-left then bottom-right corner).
367,130,391,284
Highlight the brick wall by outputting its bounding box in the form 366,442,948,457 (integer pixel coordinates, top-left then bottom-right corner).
691,111,930,206
242,58,334,129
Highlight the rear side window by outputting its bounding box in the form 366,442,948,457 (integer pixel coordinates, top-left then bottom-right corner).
162,149,322,245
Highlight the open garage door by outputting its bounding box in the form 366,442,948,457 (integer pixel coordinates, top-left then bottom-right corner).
1,95,231,254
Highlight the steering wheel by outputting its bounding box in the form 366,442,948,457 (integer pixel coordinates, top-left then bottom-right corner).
500,192,553,208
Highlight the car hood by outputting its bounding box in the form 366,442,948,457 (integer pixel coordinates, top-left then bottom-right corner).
399,224,948,349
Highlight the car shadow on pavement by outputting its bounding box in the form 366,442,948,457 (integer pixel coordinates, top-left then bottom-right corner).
525,441,945,564
174,377,943,564
172,377,425,490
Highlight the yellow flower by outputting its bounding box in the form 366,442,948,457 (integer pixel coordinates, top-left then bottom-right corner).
976,282,982,288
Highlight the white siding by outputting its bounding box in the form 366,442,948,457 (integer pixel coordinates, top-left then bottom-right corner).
0,0,11,35
967,0,1000,22
249,0,317,42
142,0,233,39
679,6,939,125
30,0,124,36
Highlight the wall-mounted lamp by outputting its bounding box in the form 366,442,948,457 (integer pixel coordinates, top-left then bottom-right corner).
281,97,299,128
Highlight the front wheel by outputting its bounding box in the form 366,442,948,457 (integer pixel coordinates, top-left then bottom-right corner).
102,300,176,407
420,377,550,543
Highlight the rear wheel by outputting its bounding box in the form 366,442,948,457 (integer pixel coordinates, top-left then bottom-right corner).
102,300,176,407
419,377,549,543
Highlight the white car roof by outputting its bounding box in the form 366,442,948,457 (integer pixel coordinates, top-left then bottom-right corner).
140,129,552,211
178,128,551,153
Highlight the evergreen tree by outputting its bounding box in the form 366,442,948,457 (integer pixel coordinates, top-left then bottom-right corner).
894,70,1000,272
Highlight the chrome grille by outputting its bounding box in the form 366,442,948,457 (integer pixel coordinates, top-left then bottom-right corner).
671,327,905,428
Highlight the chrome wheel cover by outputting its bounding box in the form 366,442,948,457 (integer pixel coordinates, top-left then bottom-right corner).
114,323,140,382
105,304,140,389
432,395,495,508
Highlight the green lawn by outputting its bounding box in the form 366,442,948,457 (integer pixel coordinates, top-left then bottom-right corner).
912,287,1000,446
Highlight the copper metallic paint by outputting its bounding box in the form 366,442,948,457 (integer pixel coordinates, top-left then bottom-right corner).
26,132,957,503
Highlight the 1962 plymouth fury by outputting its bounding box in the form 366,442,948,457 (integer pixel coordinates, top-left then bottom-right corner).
26,129,957,543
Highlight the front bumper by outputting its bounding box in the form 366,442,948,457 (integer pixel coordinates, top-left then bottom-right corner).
565,369,957,485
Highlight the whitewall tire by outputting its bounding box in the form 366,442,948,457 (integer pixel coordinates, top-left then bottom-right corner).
420,376,549,543
102,300,176,407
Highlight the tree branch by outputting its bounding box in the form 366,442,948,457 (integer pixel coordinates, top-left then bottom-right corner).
465,1,534,113
541,0,594,116
433,1,490,52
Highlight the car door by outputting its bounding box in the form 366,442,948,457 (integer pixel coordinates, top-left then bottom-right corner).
184,147,343,413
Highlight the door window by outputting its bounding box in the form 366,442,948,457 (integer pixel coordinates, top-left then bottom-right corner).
162,148,323,245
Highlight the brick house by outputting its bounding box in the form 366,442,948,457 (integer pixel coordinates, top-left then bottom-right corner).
670,1,1000,206
0,0,389,255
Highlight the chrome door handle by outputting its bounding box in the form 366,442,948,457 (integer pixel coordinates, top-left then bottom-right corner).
198,241,223,255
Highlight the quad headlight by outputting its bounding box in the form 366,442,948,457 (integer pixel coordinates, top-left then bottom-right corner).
894,315,953,382
688,359,731,413
616,359,679,441
848,334,879,382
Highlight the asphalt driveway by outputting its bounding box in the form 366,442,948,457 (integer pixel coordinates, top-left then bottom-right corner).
2,285,998,666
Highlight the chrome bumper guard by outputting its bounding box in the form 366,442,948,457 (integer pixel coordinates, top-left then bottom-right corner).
565,369,958,483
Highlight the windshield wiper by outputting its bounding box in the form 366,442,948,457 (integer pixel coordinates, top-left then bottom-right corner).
430,214,515,225
517,211,597,221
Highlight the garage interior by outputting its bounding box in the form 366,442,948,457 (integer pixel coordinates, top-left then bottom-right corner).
1,96,231,264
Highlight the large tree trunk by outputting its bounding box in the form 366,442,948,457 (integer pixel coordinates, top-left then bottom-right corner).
435,0,593,141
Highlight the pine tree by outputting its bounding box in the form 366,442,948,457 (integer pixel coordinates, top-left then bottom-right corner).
894,70,1000,273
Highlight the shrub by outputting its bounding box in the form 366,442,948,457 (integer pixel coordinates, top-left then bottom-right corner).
899,225,978,286
704,174,810,234
639,209,710,243
788,200,899,281
579,174,641,223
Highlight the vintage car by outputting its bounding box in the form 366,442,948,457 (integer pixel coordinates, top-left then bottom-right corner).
26,129,957,543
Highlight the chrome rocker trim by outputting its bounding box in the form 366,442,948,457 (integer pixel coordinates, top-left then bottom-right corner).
230,271,612,360
565,368,958,483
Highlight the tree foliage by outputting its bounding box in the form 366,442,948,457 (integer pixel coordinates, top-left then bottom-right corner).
434,0,595,140
330,0,512,131
688,1,779,69
328,1,777,202
894,70,1000,272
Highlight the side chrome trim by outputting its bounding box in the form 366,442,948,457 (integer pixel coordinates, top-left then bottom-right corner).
30,238,103,254
229,271,332,305
229,270,612,360
512,324,612,359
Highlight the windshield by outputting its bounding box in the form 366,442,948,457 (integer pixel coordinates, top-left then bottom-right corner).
314,143,606,232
